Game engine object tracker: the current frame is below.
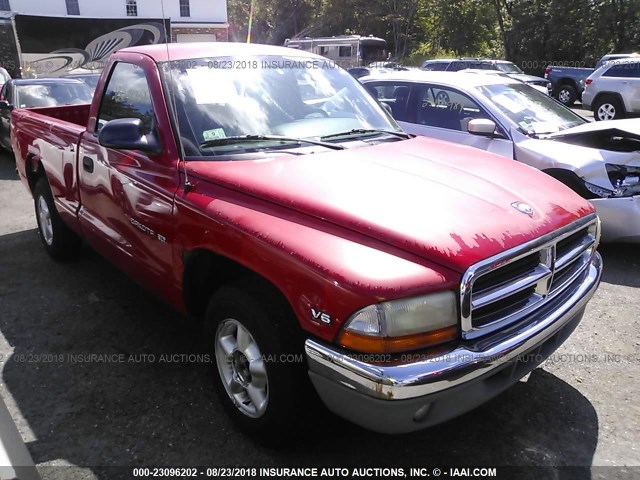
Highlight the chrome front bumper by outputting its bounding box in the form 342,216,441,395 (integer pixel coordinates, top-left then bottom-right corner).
305,253,602,434
592,196,640,243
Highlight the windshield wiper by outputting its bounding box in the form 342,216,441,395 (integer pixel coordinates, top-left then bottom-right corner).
199,135,345,151
320,129,412,141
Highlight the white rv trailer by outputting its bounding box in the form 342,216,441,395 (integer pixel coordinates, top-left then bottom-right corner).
284,35,388,68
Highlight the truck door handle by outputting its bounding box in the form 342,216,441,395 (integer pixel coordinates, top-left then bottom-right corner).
82,156,94,173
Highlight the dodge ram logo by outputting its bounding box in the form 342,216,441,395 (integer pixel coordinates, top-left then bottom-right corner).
511,202,534,217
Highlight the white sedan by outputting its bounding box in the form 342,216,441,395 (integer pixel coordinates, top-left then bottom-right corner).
361,71,640,243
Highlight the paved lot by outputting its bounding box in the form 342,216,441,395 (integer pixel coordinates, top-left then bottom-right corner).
572,103,594,121
0,150,638,479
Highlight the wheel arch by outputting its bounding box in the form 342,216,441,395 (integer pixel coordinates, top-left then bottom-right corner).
557,78,578,88
592,91,626,113
25,153,46,192
182,248,295,323
542,168,597,199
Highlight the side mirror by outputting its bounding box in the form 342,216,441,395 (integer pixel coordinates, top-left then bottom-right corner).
467,118,497,137
0,100,13,111
98,118,161,155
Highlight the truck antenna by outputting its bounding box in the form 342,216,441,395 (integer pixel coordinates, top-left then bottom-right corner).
160,0,193,194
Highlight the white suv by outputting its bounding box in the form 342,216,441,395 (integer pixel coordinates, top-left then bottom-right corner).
582,59,640,121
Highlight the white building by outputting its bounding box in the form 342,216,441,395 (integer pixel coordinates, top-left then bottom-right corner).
0,0,228,42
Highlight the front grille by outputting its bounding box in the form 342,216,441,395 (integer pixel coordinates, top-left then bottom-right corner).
460,216,599,340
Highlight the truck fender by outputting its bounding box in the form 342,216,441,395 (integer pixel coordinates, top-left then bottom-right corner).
181,249,295,325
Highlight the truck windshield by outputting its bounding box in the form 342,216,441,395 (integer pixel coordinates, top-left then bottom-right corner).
477,83,586,135
161,55,401,157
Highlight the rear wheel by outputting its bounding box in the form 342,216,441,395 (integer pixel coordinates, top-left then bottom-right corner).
556,84,577,106
593,96,624,121
33,178,81,260
204,277,310,441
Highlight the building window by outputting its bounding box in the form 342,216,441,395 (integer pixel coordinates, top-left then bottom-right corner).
179,0,190,17
126,0,138,16
0,0,10,12
66,0,80,15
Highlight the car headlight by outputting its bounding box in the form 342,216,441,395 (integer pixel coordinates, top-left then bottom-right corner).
606,164,640,197
338,291,458,353
584,181,616,198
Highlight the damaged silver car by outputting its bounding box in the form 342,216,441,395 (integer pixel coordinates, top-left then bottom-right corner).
361,71,640,242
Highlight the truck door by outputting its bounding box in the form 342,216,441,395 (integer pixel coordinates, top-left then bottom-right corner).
77,60,181,302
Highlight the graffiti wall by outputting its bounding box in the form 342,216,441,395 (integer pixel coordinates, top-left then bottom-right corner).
13,15,171,77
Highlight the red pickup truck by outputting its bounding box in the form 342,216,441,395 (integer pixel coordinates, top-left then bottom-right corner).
12,43,603,437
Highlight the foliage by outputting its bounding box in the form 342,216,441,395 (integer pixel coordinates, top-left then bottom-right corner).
227,0,640,71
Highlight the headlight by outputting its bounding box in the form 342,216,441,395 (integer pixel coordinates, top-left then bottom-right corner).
606,164,640,197
584,181,615,198
338,291,458,353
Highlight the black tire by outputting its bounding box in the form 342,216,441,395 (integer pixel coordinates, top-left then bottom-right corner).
33,178,82,261
593,95,625,121
555,84,577,106
204,277,311,441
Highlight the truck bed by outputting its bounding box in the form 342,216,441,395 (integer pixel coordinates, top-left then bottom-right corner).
22,103,91,127
12,104,90,234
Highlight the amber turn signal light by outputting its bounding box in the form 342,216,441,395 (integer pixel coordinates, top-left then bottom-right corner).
338,325,458,354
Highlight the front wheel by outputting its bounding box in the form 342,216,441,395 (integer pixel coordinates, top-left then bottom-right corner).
555,84,577,106
204,278,310,440
33,178,81,260
593,96,625,121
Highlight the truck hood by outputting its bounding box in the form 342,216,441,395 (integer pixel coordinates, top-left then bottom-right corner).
188,137,593,273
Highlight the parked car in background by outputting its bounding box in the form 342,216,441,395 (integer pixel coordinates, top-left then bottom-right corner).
367,61,410,70
544,53,640,106
422,58,551,94
62,72,101,90
0,67,11,91
347,67,372,79
460,68,551,95
348,62,411,79
11,42,603,437
582,58,640,121
0,78,93,151
361,70,640,243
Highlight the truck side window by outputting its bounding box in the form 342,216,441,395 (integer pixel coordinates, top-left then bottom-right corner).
98,62,155,133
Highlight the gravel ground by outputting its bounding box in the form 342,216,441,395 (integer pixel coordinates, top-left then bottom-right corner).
0,151,638,479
